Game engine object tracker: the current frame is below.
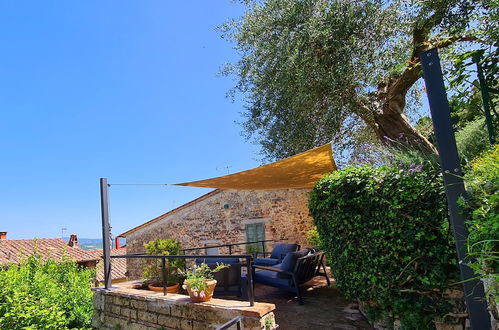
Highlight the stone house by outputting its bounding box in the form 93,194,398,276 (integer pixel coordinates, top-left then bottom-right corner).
119,188,315,280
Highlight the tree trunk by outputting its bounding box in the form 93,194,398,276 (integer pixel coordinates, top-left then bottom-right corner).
372,94,437,154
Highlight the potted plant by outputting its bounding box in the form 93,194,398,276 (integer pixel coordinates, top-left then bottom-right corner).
142,239,185,293
182,263,228,302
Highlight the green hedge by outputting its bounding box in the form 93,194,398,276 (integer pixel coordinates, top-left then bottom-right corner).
309,165,459,328
0,253,95,329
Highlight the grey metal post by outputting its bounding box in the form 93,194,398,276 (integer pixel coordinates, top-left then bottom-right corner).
100,178,112,289
420,48,490,330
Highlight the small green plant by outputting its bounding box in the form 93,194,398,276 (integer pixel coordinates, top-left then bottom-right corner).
143,239,185,285
182,263,228,294
306,228,322,248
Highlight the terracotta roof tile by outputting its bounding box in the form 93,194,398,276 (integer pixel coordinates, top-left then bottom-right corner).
0,238,100,265
90,248,127,282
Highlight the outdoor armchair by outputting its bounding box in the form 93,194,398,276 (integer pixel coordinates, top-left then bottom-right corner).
252,249,329,305
253,242,300,266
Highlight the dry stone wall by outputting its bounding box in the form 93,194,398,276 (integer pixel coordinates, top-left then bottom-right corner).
125,189,313,280
92,282,276,330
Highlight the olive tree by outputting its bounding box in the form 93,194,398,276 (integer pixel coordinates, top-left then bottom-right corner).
221,0,494,160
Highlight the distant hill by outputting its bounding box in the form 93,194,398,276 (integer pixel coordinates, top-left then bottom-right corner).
62,237,125,250
63,237,102,250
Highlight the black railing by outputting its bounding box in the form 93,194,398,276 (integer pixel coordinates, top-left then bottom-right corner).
216,316,242,330
111,254,255,306
182,239,274,256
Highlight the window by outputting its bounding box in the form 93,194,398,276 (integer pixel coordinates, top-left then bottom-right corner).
245,222,265,252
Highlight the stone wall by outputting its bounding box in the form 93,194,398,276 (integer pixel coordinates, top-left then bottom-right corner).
92,281,276,330
124,189,313,280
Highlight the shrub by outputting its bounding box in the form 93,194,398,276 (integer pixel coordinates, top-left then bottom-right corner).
306,228,322,249
455,118,491,165
0,253,95,329
463,144,499,306
309,165,460,328
143,239,185,284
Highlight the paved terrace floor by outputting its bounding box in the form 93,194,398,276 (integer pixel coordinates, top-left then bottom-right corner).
251,274,372,330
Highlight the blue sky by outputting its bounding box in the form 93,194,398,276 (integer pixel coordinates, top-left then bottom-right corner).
0,1,262,239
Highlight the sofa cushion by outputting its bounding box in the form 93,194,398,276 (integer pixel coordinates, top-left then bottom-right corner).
270,243,299,260
253,258,280,266
277,249,311,278
254,269,291,288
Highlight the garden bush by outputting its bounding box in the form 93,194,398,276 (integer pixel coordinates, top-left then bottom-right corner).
309,165,460,329
463,144,499,307
455,118,491,165
0,253,95,329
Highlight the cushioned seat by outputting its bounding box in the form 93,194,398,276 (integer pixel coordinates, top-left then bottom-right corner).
254,243,299,266
253,268,291,288
252,249,329,304
253,258,280,266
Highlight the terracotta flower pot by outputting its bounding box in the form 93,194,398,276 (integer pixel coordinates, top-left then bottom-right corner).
148,282,180,293
186,279,217,303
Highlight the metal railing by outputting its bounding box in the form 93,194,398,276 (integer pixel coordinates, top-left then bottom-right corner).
216,316,242,330
111,253,255,306
182,239,275,256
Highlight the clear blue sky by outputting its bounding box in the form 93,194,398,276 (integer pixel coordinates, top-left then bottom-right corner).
0,1,261,239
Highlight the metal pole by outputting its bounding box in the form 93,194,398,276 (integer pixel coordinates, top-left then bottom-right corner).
162,257,168,296
420,48,490,330
100,178,112,289
473,52,496,144
246,256,254,307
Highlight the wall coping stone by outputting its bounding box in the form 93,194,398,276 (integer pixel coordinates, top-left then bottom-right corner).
93,280,275,319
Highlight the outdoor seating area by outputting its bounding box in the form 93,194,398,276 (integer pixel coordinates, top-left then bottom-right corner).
102,239,367,329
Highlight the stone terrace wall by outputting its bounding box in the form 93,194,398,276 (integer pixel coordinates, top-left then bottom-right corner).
126,189,313,280
92,282,276,330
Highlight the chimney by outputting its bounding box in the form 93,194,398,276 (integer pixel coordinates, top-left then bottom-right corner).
0,232,6,240
68,234,78,247
115,237,121,249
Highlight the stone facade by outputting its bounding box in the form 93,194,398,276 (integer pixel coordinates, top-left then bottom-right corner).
92,281,276,330
121,189,314,280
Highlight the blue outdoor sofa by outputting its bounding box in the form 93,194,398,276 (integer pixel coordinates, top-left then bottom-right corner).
252,249,330,304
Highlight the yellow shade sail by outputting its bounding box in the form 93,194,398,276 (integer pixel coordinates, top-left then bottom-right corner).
176,143,337,190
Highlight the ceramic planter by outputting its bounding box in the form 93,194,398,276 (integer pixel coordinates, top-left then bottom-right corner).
186,279,217,302
148,282,180,293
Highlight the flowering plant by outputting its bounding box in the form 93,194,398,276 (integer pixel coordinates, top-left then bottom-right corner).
182,263,228,298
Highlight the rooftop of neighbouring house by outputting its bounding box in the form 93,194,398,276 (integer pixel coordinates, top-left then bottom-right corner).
90,247,128,282
0,232,100,265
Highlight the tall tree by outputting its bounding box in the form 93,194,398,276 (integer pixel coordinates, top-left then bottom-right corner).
221,0,494,160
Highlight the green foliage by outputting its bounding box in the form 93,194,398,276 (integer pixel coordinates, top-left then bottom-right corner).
463,145,499,304
221,0,494,161
309,165,460,328
143,239,185,284
0,254,95,329
455,118,492,164
182,263,228,293
306,228,322,249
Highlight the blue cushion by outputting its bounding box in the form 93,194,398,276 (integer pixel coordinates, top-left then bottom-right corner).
195,258,240,265
253,258,280,266
270,243,299,260
277,249,310,278
254,269,291,288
